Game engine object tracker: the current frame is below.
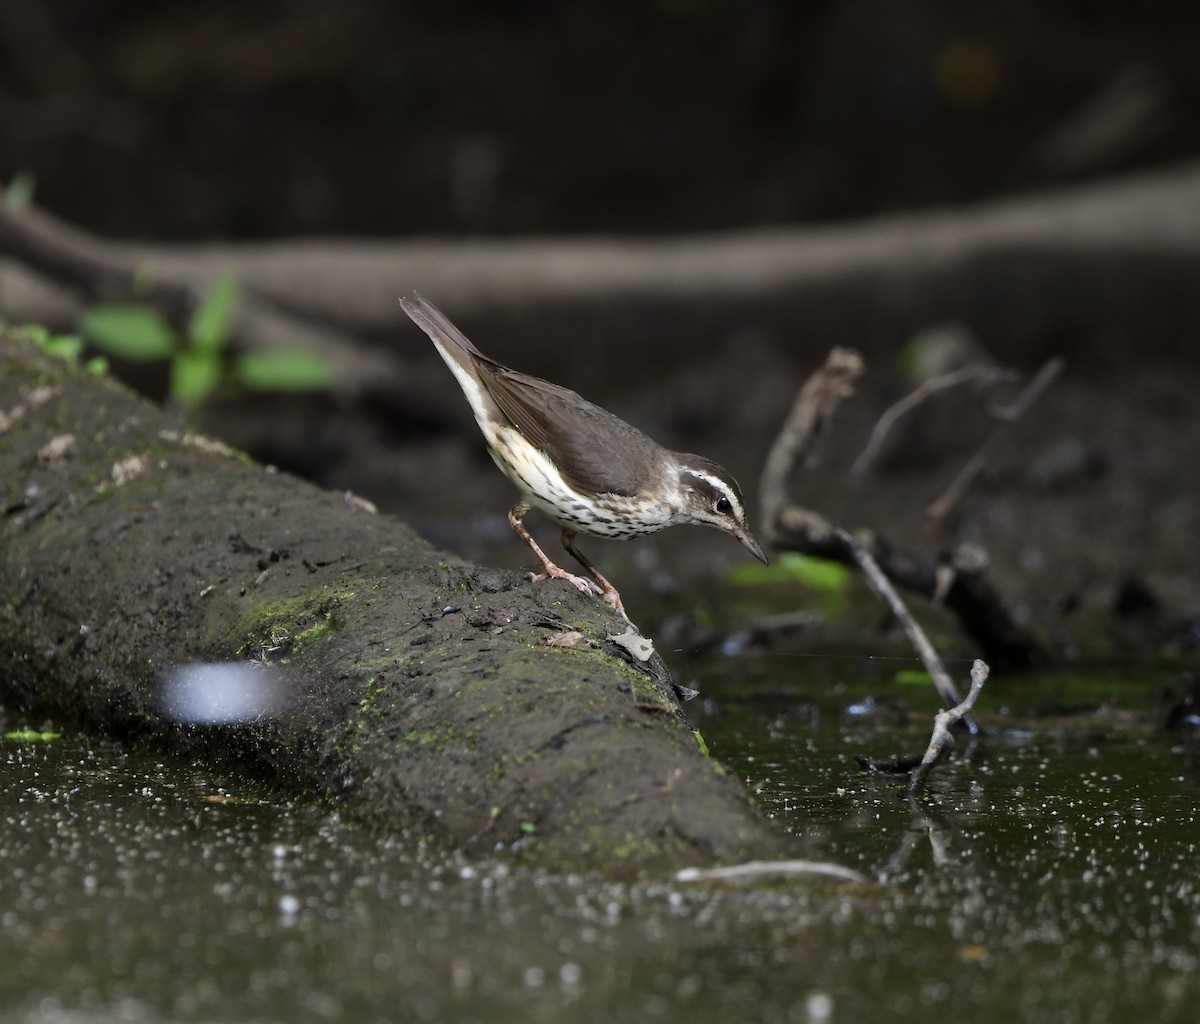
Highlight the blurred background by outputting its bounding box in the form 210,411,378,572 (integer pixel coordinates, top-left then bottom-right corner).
1,0,1194,241
3,0,1199,653
7,13,1200,1024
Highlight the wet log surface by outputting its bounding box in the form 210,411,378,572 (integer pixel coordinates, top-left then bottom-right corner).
0,329,789,875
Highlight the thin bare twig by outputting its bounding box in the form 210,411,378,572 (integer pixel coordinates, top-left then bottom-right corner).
761,349,1043,669
834,527,978,733
676,859,869,885
850,365,1019,477
927,357,1065,522
907,659,990,794
759,347,863,532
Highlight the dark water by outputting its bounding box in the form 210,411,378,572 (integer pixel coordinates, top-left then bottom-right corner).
1,658,1197,1023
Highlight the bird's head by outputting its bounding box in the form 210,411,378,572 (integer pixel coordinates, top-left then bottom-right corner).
673,457,768,563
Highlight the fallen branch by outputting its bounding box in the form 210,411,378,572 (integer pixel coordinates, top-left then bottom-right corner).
7,162,1200,373
907,659,989,793
0,201,411,402
761,351,1044,670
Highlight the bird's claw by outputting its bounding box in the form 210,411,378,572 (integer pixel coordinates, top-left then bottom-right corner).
530,568,604,597
530,562,631,620
600,588,629,620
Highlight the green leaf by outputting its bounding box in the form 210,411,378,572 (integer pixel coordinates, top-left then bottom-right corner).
692,729,710,757
80,305,178,360
790,555,851,592
6,170,36,209
170,350,223,408
86,356,110,376
44,335,84,361
729,552,850,592
22,325,85,362
188,274,239,353
21,323,51,346
233,350,333,392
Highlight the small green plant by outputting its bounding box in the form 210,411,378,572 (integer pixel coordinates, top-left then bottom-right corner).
79,274,332,408
22,323,109,375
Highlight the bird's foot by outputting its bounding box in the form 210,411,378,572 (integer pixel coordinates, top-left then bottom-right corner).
530,565,631,620
600,587,630,621
530,565,604,598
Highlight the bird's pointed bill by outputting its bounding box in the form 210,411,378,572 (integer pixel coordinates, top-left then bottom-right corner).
733,526,768,564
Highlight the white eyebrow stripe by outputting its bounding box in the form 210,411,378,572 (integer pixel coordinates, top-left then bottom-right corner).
682,468,744,517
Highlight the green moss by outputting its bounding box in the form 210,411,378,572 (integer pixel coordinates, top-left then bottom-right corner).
403,730,438,746
230,586,361,660
293,613,334,648
232,594,313,656
612,831,663,860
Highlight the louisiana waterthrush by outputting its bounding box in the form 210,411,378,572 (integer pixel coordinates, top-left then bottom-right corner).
400,294,767,618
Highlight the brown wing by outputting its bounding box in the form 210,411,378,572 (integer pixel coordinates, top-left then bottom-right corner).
401,293,662,496
483,368,660,497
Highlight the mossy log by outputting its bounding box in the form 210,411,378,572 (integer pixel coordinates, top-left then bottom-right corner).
0,327,788,874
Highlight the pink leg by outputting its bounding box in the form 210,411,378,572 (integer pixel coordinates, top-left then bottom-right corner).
508,503,603,598
561,529,629,621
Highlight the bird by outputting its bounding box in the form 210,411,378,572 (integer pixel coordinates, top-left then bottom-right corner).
399,293,767,619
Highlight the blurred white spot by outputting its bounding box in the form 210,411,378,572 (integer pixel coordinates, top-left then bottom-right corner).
160,662,285,724
806,991,834,1022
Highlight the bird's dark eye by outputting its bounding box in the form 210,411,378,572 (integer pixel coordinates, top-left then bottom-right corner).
715,496,733,515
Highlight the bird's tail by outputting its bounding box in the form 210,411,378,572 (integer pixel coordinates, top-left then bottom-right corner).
399,293,486,372
400,293,502,426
